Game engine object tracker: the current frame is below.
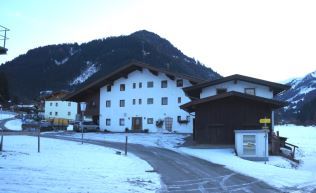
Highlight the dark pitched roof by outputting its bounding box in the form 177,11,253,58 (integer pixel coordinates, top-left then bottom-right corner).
65,61,205,101
183,74,291,99
180,91,289,112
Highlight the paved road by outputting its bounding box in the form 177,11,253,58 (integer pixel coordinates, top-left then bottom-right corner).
42,134,281,193
0,117,16,131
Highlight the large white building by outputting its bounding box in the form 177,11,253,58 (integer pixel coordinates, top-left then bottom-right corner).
65,62,204,133
44,101,78,120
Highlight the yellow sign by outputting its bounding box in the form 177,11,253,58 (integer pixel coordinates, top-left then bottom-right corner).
260,118,271,124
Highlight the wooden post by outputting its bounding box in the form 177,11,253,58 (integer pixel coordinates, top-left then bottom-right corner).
125,136,128,156
81,112,84,144
0,132,3,152
38,128,40,153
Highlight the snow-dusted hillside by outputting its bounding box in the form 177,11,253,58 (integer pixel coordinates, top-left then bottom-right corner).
277,70,316,123
70,61,100,86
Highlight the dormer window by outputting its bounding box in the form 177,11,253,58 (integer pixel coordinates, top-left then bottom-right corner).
245,88,256,95
107,85,111,92
120,84,125,91
216,88,227,94
176,79,183,87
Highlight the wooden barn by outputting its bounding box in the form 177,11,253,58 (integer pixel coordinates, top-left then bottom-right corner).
181,74,290,145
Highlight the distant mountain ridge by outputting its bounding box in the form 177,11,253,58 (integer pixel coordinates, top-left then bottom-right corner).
276,70,316,124
0,30,220,102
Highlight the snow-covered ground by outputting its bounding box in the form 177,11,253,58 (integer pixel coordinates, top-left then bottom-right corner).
180,125,316,190
275,125,316,183
48,125,316,191
0,136,160,193
179,148,315,190
4,119,22,131
0,111,15,120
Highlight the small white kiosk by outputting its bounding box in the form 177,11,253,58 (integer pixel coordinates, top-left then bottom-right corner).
235,129,269,161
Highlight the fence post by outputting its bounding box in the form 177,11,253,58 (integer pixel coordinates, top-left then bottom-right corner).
38,128,40,153
125,136,128,156
0,132,3,152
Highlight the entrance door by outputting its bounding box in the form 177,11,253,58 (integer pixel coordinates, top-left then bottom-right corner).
132,117,142,130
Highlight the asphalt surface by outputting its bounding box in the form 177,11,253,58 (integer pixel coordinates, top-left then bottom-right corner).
42,133,281,193
0,117,16,131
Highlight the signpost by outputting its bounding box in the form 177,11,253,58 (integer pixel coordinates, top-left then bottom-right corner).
259,117,271,164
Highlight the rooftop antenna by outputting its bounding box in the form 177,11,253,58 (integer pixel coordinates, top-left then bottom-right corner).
0,25,9,55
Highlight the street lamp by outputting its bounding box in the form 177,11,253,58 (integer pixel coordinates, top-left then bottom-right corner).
80,102,87,144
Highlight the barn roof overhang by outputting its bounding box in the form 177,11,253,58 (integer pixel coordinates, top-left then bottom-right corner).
180,91,289,113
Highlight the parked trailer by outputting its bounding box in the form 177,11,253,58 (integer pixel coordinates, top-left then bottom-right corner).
50,118,69,130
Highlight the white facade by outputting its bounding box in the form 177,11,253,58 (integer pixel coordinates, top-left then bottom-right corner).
235,130,269,161
99,68,194,133
200,80,273,99
44,101,78,120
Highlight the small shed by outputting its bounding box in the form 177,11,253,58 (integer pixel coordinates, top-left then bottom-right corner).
235,129,269,161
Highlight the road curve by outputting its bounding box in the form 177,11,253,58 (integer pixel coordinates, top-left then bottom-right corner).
0,117,17,131
42,134,280,193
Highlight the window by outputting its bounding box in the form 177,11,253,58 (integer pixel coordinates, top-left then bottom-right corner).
106,100,111,107
161,80,168,88
147,81,154,88
147,118,153,124
178,97,181,103
133,83,136,89
161,97,168,105
50,102,52,106
49,112,52,116
55,112,58,116
139,82,142,88
107,85,111,92
106,119,111,126
120,84,125,91
119,100,125,107
147,98,154,104
68,102,71,106
55,103,58,107
133,99,136,105
243,135,256,155
119,118,125,126
68,112,71,116
176,79,183,87
216,88,227,94
245,88,256,95
139,99,142,105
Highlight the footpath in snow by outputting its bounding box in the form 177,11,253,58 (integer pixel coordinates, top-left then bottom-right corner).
0,136,160,193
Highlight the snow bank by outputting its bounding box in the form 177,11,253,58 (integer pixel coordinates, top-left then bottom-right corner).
4,119,22,131
275,125,316,189
0,136,160,193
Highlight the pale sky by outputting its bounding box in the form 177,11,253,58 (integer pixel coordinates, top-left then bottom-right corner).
1,0,316,82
